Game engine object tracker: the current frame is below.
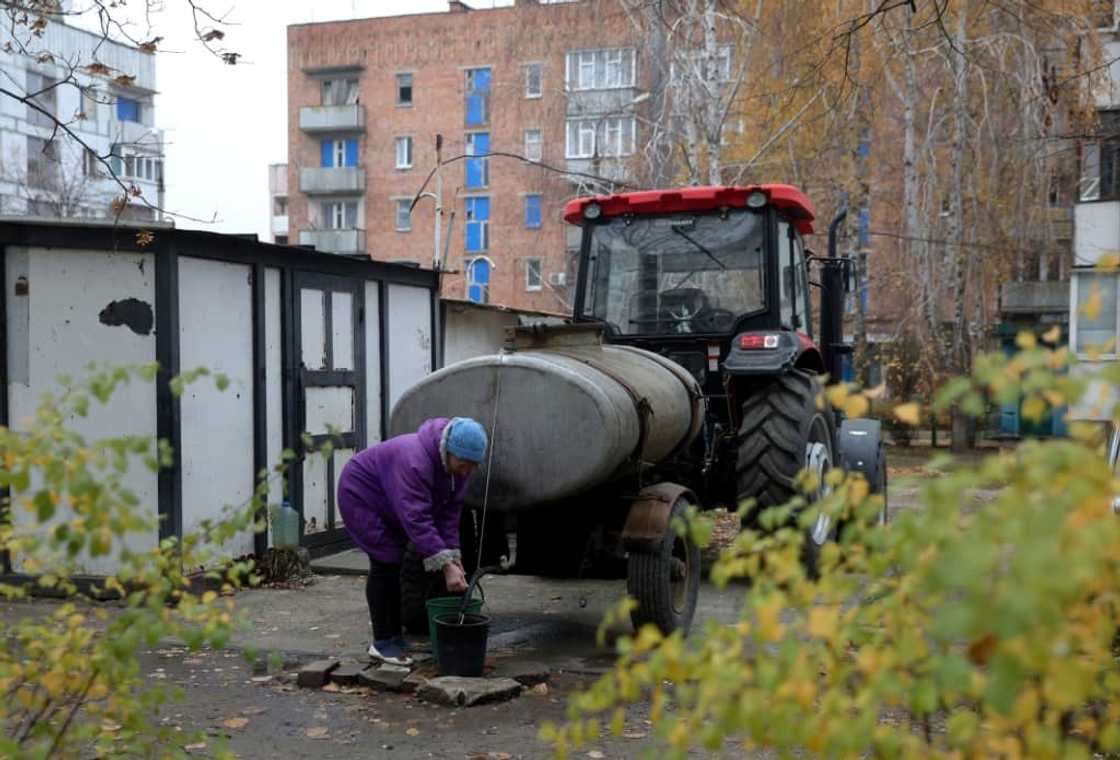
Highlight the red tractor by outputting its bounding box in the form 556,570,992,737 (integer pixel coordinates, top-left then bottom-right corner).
393,184,887,634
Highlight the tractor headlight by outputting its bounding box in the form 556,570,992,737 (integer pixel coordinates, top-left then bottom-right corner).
583,202,602,221
746,190,768,209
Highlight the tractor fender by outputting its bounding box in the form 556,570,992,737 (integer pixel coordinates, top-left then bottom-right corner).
723,330,825,376
836,418,886,493
622,482,697,553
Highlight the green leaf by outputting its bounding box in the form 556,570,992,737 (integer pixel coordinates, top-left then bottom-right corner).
33,489,55,521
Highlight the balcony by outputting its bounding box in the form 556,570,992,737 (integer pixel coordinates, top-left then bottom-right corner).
1000,280,1070,315
299,166,365,195
298,229,365,255
299,104,365,134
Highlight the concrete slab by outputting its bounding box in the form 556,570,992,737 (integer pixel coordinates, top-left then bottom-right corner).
310,548,367,576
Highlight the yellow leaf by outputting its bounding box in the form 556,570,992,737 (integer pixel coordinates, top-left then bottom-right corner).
1041,325,1061,345
1081,286,1103,321
826,385,849,409
406,727,419,737
893,402,921,426
1016,331,1037,349
843,394,869,418
756,595,784,642
807,606,839,639
1022,396,1047,423
222,717,249,730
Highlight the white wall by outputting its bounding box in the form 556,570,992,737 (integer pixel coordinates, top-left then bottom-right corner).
1074,201,1120,266
386,284,432,416
6,246,158,575
177,256,256,560
264,267,284,540
443,305,518,366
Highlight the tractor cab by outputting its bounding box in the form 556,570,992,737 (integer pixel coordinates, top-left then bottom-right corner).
566,185,830,394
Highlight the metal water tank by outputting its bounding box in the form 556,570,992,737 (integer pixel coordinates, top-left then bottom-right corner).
389,326,702,511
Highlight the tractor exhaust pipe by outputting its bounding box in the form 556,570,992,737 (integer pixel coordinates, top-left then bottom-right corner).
820,208,848,384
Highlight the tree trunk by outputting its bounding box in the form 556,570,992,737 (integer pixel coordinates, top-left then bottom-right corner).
702,0,722,185
947,0,971,451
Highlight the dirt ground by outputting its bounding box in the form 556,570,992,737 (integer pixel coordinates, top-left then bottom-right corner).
7,444,990,759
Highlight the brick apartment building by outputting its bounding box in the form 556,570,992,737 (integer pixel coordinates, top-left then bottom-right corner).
286,0,645,313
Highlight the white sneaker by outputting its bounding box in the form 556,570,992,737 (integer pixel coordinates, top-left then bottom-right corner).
368,639,413,667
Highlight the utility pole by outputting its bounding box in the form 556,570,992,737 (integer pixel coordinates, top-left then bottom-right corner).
433,133,444,271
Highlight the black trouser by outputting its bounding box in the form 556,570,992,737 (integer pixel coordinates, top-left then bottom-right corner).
366,556,401,642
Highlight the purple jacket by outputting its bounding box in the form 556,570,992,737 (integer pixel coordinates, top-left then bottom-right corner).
337,418,470,569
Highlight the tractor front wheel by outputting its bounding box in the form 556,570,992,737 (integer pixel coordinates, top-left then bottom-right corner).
627,493,701,635
736,369,836,577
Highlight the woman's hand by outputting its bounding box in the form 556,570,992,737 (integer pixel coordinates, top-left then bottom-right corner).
443,560,468,593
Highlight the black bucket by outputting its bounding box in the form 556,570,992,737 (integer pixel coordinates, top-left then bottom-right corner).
433,612,491,677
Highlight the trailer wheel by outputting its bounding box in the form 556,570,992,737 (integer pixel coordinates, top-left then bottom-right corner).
736,369,835,578
627,494,701,635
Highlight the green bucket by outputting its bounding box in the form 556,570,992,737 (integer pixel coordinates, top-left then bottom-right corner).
425,595,483,663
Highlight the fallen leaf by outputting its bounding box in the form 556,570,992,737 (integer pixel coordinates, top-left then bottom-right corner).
241,706,268,716
305,726,330,739
531,683,549,696
184,742,207,753
623,732,647,739
222,717,249,730
588,752,606,759
405,727,419,736
322,682,341,692
250,676,272,683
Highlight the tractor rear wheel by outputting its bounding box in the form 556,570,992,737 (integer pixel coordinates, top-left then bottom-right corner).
736,369,835,577
627,493,701,635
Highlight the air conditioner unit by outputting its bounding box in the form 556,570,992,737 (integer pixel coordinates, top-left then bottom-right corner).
548,271,567,287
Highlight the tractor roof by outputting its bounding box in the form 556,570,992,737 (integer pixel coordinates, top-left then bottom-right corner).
563,184,816,234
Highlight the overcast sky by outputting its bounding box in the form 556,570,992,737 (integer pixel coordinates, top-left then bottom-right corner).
101,0,514,239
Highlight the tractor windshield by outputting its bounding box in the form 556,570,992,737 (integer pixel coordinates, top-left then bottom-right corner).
579,208,765,335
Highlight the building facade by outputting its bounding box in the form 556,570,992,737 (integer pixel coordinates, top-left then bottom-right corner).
0,16,164,221
269,163,289,244
1070,1,1120,423
286,0,642,312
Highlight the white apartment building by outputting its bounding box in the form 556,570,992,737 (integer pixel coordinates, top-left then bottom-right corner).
0,15,164,220
1070,2,1120,420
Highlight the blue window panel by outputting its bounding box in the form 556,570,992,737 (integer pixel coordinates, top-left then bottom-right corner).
525,195,541,228
465,68,491,126
117,97,139,122
466,196,490,220
465,197,490,252
320,140,333,168
466,133,489,187
344,139,358,167
467,258,491,303
858,207,870,248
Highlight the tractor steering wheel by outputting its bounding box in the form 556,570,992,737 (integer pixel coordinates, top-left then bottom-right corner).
690,308,736,333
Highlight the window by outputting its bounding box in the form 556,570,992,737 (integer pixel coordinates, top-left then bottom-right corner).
321,200,359,229
524,129,542,162
565,117,635,158
275,235,289,245
116,96,140,123
273,196,288,216
396,199,411,231
466,257,491,304
777,222,810,332
82,148,102,178
81,88,100,129
465,132,490,188
395,136,413,169
525,63,542,98
26,136,57,187
320,138,358,168
26,72,56,128
1081,111,1120,201
670,45,734,85
565,48,636,91
465,67,491,126
465,196,490,252
396,73,413,106
525,257,543,291
1074,271,1119,356
109,143,123,176
321,77,359,106
525,194,542,228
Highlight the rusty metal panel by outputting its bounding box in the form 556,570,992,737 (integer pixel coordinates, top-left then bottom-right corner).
621,483,694,546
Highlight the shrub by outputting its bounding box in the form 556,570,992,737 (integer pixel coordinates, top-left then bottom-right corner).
545,339,1120,758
